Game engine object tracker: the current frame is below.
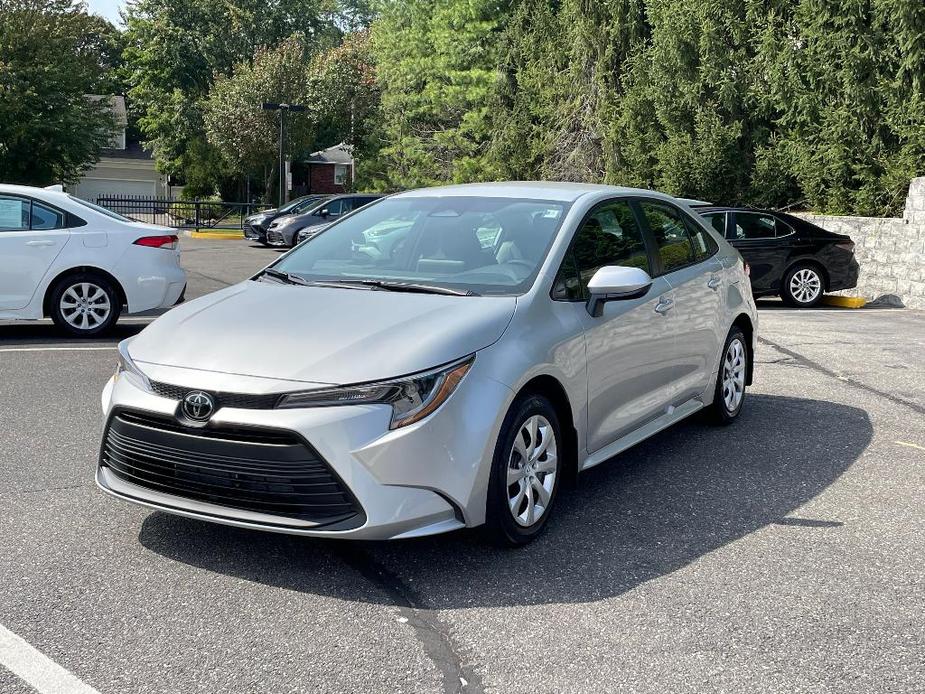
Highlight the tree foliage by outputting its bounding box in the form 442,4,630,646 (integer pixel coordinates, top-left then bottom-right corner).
0,0,118,184
366,0,510,189
122,0,340,180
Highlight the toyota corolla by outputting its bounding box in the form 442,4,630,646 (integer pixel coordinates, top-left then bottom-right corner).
97,182,757,545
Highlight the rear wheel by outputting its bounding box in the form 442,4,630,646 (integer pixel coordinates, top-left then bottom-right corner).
707,327,748,425
49,273,121,337
782,263,824,307
485,394,562,546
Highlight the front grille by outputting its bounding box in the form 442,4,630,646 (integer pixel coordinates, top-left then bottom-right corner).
149,380,280,410
243,223,264,238
100,410,363,527
266,229,284,244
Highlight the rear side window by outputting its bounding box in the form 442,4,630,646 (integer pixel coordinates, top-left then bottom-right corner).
0,196,69,231
638,201,695,273
31,202,66,230
553,199,650,300
0,196,29,230
685,218,719,262
702,212,726,236
732,212,781,240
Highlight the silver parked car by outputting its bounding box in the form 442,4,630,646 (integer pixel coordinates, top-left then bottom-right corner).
98,182,757,545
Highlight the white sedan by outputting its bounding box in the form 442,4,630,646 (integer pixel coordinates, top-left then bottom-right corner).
0,184,187,336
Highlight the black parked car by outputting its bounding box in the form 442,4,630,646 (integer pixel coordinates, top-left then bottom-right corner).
695,207,859,307
266,193,383,247
243,194,331,245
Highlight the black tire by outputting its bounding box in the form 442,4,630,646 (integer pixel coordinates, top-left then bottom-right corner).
484,394,563,546
781,262,825,307
706,326,748,425
49,272,121,337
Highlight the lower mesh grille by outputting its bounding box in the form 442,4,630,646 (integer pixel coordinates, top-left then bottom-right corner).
100,410,362,526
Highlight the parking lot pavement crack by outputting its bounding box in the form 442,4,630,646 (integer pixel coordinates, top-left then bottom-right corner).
758,336,925,415
335,547,484,694
185,269,234,287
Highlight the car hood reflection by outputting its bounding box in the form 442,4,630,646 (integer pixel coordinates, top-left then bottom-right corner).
128,280,517,385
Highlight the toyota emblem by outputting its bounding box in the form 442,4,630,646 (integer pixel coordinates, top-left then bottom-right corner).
182,390,215,421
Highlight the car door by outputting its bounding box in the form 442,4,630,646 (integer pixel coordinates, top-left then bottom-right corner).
636,199,723,405
553,198,676,452
0,195,71,310
727,211,792,293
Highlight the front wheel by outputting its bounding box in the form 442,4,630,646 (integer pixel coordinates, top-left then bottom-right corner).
706,327,749,425
484,394,562,546
49,273,121,337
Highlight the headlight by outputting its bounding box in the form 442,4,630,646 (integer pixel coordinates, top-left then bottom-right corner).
114,339,150,390
277,356,473,429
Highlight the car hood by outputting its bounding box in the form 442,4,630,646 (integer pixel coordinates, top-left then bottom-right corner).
129,281,517,385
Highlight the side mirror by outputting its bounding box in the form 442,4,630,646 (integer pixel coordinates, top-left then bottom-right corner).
586,266,653,317
318,208,329,218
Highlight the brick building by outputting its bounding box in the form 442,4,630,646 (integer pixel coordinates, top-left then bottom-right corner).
294,143,355,195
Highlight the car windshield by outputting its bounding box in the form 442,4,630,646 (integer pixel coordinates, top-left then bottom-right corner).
67,195,133,222
281,195,323,214
272,196,569,296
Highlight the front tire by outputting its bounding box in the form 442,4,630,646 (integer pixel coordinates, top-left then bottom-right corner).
49,273,121,337
485,394,562,546
707,327,748,425
782,263,824,307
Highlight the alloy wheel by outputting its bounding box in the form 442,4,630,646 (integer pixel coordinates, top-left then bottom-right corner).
59,282,111,331
722,338,746,412
506,414,558,527
789,268,822,304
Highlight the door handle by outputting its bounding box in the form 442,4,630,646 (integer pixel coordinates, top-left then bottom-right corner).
25,240,55,247
654,297,674,315
707,277,722,290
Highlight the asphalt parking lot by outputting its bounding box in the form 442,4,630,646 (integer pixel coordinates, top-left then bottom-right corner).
1,237,923,694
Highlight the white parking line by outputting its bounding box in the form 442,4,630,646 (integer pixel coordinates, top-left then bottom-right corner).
0,347,116,353
0,623,102,694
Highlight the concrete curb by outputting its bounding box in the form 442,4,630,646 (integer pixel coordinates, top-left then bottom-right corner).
822,295,867,309
185,230,244,240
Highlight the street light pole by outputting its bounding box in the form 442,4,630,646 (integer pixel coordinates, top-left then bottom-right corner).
262,102,306,207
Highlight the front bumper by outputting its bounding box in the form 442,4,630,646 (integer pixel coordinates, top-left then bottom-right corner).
265,227,292,246
97,358,512,539
243,223,266,242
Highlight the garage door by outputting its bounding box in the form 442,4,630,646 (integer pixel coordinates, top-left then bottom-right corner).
71,179,157,203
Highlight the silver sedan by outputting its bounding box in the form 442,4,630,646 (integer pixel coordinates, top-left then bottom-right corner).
97,182,757,545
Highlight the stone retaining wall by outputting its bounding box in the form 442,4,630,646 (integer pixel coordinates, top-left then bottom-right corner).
794,177,925,309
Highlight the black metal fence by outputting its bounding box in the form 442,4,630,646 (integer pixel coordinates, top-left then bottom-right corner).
95,195,271,230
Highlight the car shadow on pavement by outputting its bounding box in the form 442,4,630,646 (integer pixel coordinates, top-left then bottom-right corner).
0,321,147,344
138,394,872,608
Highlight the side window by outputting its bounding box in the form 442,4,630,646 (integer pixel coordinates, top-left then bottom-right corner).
702,212,726,236
553,200,650,301
732,213,778,240
31,201,66,230
323,199,344,216
638,201,695,273
684,218,718,262
0,196,29,231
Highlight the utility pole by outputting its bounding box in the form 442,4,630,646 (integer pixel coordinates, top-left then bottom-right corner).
262,102,306,207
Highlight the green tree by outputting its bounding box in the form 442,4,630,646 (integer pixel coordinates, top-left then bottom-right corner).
368,0,511,188
122,0,340,185
0,0,118,185
760,0,925,215
203,35,319,198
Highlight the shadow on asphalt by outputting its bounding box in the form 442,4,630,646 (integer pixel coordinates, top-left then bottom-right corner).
138,394,871,608
0,321,147,345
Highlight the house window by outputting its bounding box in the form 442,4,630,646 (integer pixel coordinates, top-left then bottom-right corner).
334,164,350,186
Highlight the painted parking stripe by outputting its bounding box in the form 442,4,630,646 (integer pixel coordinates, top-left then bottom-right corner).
0,347,116,353
0,623,102,694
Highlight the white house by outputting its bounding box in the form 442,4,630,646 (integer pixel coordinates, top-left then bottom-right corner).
68,96,170,202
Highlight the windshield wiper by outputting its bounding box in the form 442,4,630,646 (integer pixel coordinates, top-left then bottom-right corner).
259,268,310,286
348,279,479,296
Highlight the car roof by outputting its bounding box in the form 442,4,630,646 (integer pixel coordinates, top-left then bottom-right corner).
695,205,783,215
0,183,74,205
390,181,682,204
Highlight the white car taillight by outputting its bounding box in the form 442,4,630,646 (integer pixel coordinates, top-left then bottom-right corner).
134,235,179,250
